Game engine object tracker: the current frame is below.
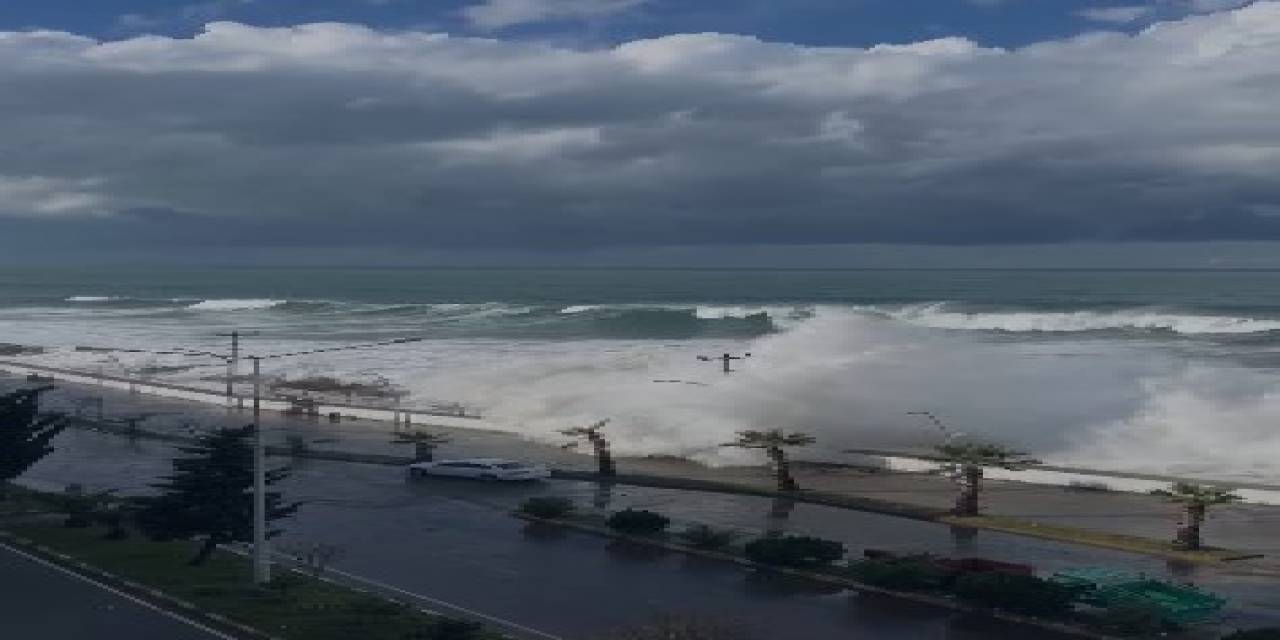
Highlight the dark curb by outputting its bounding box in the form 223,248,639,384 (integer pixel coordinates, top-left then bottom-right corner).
59,419,1258,568
513,512,1124,640
0,531,277,640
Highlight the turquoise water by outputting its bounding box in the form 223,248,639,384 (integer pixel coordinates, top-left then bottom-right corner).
4,266,1280,309
2,267,1280,340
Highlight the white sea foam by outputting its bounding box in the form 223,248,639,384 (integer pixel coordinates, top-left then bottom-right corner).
694,305,773,319
427,302,532,317
693,305,816,328
875,303,1280,335
560,305,601,314
7,299,1280,484
187,298,285,311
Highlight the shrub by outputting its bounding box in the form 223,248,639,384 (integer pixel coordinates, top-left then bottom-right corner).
607,509,671,535
604,615,753,639
63,511,94,528
345,597,407,616
951,572,1078,619
518,496,575,519
98,510,129,540
677,524,740,550
286,435,309,456
428,618,486,640
1222,630,1280,640
60,484,97,528
742,535,845,568
845,558,949,592
400,618,486,640
1096,603,1168,637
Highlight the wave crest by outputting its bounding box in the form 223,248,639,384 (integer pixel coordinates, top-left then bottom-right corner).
880,303,1280,335
187,298,286,311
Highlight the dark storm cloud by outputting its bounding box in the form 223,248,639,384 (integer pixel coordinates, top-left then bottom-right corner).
1,6,1280,251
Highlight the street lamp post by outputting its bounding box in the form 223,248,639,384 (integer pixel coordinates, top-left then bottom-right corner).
215,330,259,409
251,355,269,584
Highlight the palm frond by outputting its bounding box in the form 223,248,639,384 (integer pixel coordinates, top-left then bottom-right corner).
1152,482,1242,506
722,429,815,449
935,440,1038,470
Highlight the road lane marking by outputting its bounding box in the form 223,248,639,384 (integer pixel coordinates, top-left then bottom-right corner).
321,565,568,640
0,542,238,640
220,545,565,640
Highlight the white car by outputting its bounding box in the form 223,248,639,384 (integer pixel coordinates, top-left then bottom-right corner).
408,458,551,482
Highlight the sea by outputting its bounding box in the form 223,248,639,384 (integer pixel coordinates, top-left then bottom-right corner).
2,266,1278,483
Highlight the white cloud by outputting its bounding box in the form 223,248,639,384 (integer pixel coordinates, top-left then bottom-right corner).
0,2,1279,244
0,176,111,217
1077,5,1154,23
114,0,255,34
461,0,646,30
1078,0,1255,24
429,126,604,161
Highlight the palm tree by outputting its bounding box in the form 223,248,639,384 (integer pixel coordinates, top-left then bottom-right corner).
935,440,1038,516
1151,482,1242,551
561,419,614,477
723,429,815,491
393,430,450,462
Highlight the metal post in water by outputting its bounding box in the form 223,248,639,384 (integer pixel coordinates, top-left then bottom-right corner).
225,357,234,408
697,351,751,374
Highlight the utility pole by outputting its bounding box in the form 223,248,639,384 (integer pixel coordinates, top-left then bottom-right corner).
251,355,269,585
697,352,751,374
215,330,258,407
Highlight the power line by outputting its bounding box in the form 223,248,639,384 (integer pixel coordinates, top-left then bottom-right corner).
255,336,428,360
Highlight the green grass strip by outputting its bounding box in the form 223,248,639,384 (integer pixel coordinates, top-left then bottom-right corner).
3,521,498,640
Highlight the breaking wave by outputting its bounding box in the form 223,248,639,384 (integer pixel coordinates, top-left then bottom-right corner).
186,298,287,311
65,296,119,303
875,303,1280,335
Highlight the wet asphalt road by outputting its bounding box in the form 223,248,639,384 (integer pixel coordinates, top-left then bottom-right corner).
8,378,1280,636
0,543,228,640
18,430,1080,640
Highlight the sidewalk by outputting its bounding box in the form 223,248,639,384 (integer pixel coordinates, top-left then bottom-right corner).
10,373,1280,571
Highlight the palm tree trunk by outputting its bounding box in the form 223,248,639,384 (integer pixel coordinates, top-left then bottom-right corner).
593,437,615,477
770,446,797,491
953,465,982,516
188,537,219,566
766,497,795,537
414,441,433,462
1175,504,1205,550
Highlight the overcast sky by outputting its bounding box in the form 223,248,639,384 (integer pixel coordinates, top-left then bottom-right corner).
1,0,1278,265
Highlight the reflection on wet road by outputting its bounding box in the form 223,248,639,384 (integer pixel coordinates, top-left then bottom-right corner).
21,430,1091,640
